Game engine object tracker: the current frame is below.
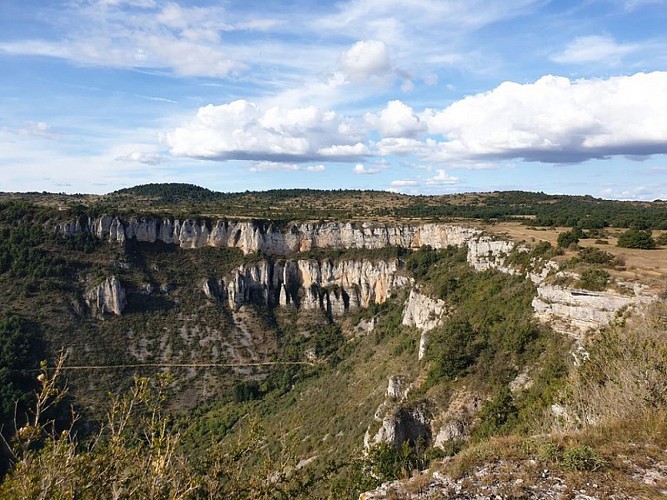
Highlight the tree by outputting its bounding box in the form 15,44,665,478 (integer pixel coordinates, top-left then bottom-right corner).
557,228,584,249
617,229,656,249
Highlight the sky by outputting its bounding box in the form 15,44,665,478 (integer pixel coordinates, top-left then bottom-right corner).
1,0,666,199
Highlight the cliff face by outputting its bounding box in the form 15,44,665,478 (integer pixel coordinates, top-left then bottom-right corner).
401,290,447,360
85,276,127,316
57,216,658,335
224,258,410,315
55,217,483,255
532,282,653,337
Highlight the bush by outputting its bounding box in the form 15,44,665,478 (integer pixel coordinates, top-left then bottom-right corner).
473,386,518,439
578,247,614,265
617,229,656,249
557,228,584,248
562,445,604,471
577,268,609,291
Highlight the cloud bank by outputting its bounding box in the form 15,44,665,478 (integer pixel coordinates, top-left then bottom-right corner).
167,71,667,167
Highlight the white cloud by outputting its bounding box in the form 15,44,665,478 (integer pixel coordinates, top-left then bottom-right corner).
248,162,300,172
425,168,459,185
17,121,58,140
0,1,280,78
339,40,391,83
552,35,637,65
316,143,370,158
166,100,368,162
425,71,667,163
114,151,164,165
354,163,381,174
390,179,418,187
249,162,326,172
366,100,425,138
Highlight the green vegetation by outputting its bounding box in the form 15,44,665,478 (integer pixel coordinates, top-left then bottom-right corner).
405,246,570,436
0,186,664,497
577,268,610,291
4,184,666,227
557,227,584,248
616,228,657,249
0,315,41,423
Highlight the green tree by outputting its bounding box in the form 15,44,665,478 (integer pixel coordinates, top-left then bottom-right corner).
0,315,39,422
617,229,656,249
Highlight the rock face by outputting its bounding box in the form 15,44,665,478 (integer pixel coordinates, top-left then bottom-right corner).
402,289,447,360
225,258,410,314
85,276,126,316
57,216,658,334
532,282,654,337
55,217,486,255
366,376,432,450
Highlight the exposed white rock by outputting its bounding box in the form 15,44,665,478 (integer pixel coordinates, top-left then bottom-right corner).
59,217,489,255
402,289,447,360
466,237,515,271
386,375,412,401
225,258,409,314
85,276,126,316
532,282,654,337
431,390,483,450
367,404,432,450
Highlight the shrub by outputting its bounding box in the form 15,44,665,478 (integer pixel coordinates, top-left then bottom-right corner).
557,228,584,248
577,268,609,291
578,247,614,265
617,229,656,249
473,386,518,439
562,445,604,471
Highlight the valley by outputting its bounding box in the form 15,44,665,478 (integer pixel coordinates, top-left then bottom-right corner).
0,185,666,498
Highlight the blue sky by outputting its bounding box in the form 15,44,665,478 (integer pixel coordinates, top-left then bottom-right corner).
1,0,666,199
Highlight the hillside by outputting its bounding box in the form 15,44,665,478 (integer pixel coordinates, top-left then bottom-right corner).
0,186,665,498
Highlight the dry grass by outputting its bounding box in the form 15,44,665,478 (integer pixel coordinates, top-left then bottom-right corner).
484,222,667,291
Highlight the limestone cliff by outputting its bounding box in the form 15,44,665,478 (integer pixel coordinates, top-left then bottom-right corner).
532,281,654,337
401,290,448,360
85,276,127,316
225,258,410,314
55,217,484,255
56,216,659,334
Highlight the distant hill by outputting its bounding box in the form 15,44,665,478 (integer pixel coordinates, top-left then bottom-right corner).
112,183,219,203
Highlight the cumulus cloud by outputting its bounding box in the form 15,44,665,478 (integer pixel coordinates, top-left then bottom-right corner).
425,71,667,163
390,179,418,187
366,100,425,138
425,169,459,185
552,35,637,65
354,163,381,174
166,100,368,162
339,40,392,83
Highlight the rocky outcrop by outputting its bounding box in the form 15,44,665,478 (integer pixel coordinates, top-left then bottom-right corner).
225,258,410,314
55,217,493,256
366,376,431,450
532,281,654,337
432,390,483,450
367,404,432,449
402,289,447,360
202,277,225,302
85,276,126,316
